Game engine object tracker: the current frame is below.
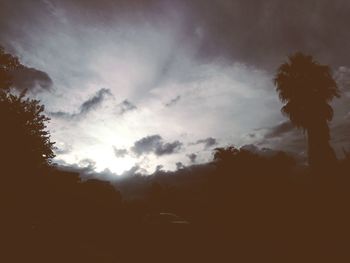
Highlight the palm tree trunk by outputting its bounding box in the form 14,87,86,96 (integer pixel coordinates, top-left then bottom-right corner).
307,121,337,169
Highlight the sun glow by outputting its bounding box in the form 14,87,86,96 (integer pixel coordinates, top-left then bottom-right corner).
92,153,136,175
56,141,137,176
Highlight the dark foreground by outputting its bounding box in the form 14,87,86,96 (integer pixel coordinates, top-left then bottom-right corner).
2,158,350,262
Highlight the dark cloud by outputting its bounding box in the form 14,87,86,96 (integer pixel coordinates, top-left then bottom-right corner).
165,95,181,107
120,165,141,177
113,146,128,158
176,162,185,170
10,66,53,92
56,162,96,179
186,0,350,69
334,67,350,92
264,121,294,139
240,144,260,154
155,164,164,172
119,99,137,114
241,144,279,158
240,144,306,163
50,88,112,119
248,133,256,138
78,158,96,170
55,148,71,155
3,0,350,70
331,121,350,155
187,153,197,163
243,121,299,153
258,118,350,159
131,134,182,156
154,141,182,156
345,112,350,120
131,135,162,156
56,160,117,182
57,159,143,182
254,123,307,158
49,110,72,119
193,137,217,149
80,88,112,114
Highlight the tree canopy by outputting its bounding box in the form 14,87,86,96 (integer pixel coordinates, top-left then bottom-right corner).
274,52,339,167
274,52,340,129
0,47,55,173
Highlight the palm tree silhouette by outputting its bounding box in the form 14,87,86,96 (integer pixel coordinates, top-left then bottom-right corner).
274,52,340,168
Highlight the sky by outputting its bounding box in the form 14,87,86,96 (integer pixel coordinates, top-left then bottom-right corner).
1,0,350,177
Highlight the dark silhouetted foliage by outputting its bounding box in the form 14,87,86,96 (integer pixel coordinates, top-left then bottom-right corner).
274,52,339,168
0,47,55,173
0,46,22,90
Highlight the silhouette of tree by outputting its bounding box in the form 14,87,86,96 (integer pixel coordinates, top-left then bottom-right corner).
0,47,55,173
0,46,22,90
213,146,239,163
274,52,339,168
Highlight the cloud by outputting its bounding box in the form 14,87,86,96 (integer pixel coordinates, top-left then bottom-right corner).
185,0,350,68
251,122,307,158
155,140,182,155
50,88,112,119
119,99,137,114
264,121,294,139
176,162,185,170
240,144,260,153
131,135,162,155
120,165,141,177
155,164,164,172
345,112,350,120
240,144,279,157
2,0,350,70
334,66,350,93
239,144,305,162
192,137,217,149
80,88,112,114
244,121,300,153
10,66,53,93
78,158,96,170
57,162,96,178
187,153,197,163
248,133,256,138
49,110,72,119
113,146,128,158
56,159,119,181
257,117,350,159
330,121,350,154
54,143,72,155
131,134,182,156
165,95,181,107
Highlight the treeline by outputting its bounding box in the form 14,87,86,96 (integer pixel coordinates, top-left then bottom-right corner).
3,147,350,260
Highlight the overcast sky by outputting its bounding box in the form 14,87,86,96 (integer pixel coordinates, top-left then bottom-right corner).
1,0,349,176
